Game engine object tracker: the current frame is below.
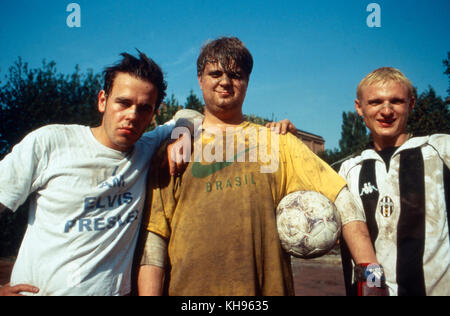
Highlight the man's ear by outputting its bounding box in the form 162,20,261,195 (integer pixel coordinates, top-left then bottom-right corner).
197,75,203,90
355,99,364,117
98,90,107,113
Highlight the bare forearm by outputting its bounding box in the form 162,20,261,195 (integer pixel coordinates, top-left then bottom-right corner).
137,265,165,296
342,221,378,264
137,231,168,296
335,187,378,264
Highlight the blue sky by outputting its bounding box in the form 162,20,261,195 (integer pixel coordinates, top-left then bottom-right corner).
0,0,448,149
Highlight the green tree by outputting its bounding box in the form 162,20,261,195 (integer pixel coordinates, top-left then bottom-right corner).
318,148,348,169
151,94,183,129
184,89,204,113
243,114,271,125
338,111,370,155
0,58,102,158
407,87,450,136
318,111,370,170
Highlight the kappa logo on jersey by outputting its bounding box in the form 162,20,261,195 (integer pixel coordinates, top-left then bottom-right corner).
360,182,378,196
379,196,394,217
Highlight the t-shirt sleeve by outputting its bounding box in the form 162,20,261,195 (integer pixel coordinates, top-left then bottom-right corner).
0,128,48,212
143,142,178,239
141,109,204,149
141,119,175,149
280,133,347,203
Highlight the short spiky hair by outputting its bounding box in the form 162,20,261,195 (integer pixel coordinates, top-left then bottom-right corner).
357,67,414,101
197,37,253,79
103,50,167,109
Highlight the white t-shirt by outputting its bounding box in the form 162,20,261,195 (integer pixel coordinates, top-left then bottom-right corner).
0,122,173,295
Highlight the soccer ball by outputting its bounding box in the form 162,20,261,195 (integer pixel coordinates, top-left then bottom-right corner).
276,191,341,259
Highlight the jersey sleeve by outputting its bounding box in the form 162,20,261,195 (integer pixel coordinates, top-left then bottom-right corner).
280,133,347,203
429,134,450,169
0,128,49,212
143,142,178,239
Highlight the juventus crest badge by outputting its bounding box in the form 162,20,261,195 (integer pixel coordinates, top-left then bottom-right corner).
379,196,394,217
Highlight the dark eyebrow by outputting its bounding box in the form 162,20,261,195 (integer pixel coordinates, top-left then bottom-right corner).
368,98,383,104
367,97,406,104
208,69,245,80
115,97,154,109
137,102,154,109
390,97,406,103
115,97,132,104
208,69,224,76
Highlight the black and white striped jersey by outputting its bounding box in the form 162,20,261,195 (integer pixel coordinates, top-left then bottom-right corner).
339,134,450,296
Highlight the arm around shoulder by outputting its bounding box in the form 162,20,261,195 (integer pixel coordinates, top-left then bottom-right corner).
150,109,204,147
173,109,204,136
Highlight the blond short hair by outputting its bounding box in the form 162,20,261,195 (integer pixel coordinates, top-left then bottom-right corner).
357,67,414,101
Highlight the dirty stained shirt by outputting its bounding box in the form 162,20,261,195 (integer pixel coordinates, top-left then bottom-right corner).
339,134,450,296
145,122,347,296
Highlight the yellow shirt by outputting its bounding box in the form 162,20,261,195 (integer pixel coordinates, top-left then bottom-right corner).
145,122,346,296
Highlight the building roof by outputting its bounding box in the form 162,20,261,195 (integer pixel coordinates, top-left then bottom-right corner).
295,129,325,142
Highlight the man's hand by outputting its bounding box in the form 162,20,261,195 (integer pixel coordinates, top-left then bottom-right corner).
0,283,39,296
265,119,297,135
166,134,191,176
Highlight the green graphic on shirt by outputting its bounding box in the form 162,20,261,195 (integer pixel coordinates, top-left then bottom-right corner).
191,147,254,179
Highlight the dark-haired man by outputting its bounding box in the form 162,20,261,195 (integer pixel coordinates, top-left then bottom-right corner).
0,51,202,296
138,37,382,296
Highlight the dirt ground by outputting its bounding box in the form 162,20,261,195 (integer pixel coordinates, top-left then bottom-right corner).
0,255,346,296
292,255,346,296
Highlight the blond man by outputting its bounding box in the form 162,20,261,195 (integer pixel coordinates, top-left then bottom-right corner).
339,67,450,296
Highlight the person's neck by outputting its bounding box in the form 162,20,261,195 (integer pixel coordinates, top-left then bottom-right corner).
90,126,131,153
372,133,409,151
202,110,245,130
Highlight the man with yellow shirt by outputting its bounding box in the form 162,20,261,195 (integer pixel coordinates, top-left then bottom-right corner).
137,37,383,296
